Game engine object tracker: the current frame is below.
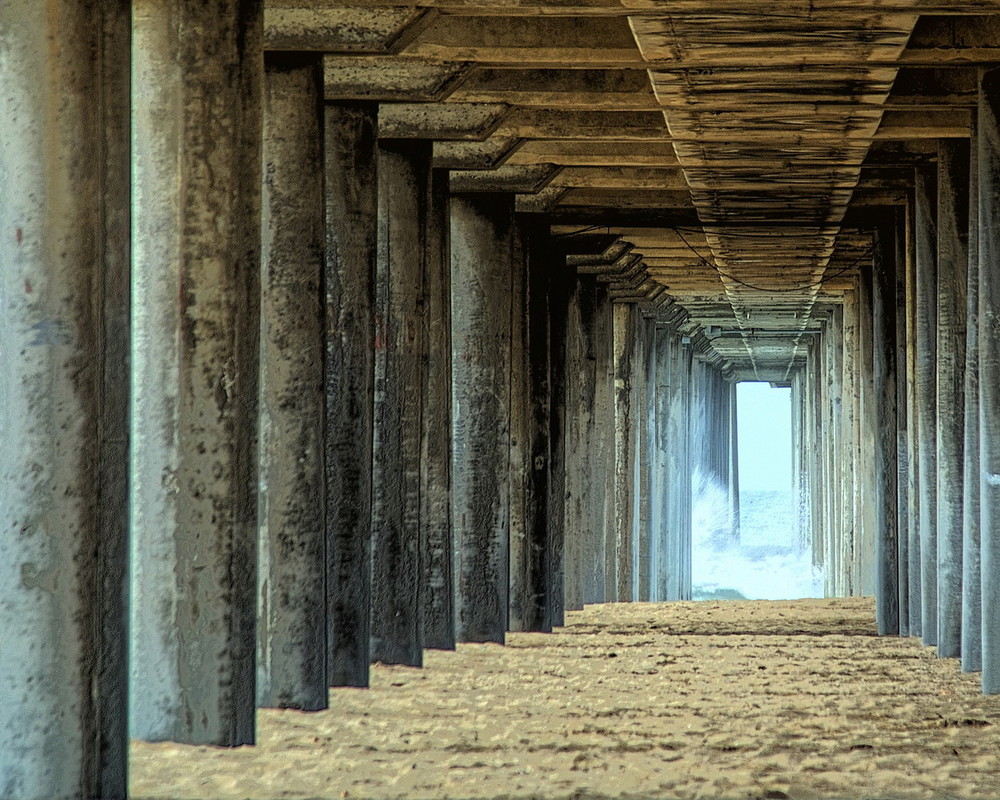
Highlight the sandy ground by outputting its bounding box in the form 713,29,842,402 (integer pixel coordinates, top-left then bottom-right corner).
131,598,1000,800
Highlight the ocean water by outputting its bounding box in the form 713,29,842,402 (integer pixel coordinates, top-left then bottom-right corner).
692,478,822,601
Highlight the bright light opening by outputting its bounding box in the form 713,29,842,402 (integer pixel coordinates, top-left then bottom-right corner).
692,381,822,600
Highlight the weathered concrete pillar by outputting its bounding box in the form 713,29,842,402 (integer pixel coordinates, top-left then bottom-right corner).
896,206,911,637
563,275,596,611
509,219,552,632
816,342,824,563
858,269,879,597
595,288,617,602
840,293,859,595
915,162,939,647
509,226,531,629
905,192,923,637
452,194,514,643
937,139,970,658
820,321,832,589
324,102,377,687
730,380,741,540
963,118,983,673
803,354,814,561
824,308,844,594
853,297,866,595
626,314,646,603
0,2,129,796
808,335,821,570
370,141,430,666
612,303,638,602
873,215,900,635
651,324,671,601
791,373,803,545
665,333,693,601
680,341,694,599
978,67,1000,692
547,261,574,627
422,169,455,650
131,0,262,745
637,317,657,601
257,54,327,711
810,337,825,570
795,372,809,545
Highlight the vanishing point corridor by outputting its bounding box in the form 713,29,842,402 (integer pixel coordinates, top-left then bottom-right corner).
8,2,1000,799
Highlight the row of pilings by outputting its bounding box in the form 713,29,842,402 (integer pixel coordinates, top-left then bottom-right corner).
798,71,1000,692
0,12,735,799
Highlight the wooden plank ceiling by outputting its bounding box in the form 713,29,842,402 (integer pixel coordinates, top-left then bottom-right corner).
267,0,1000,381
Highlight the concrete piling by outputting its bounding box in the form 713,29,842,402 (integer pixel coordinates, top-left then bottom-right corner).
0,1,130,795
637,317,658,601
451,194,515,643
421,168,456,651
936,139,970,658
650,324,671,600
873,214,900,635
896,207,911,638
130,0,263,746
257,53,328,711
547,261,574,628
963,118,983,673
594,288,617,603
664,331,693,601
905,193,924,639
370,141,431,666
915,162,940,648
509,220,554,632
324,102,378,688
978,67,1000,693
563,275,597,611
612,303,638,603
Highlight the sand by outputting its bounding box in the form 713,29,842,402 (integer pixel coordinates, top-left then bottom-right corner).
131,598,1000,800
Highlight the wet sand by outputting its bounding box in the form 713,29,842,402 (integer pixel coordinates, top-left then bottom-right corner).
131,598,1000,800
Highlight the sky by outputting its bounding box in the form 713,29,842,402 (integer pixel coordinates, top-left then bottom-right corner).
736,381,793,493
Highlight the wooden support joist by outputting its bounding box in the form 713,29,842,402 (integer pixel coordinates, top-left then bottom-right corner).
579,249,643,276
875,109,973,138
265,5,436,52
609,277,660,300
499,109,672,141
450,163,560,192
557,188,693,208
594,255,646,282
545,207,701,227
433,135,521,169
635,284,669,308
606,265,651,292
401,13,644,65
556,231,621,258
515,185,569,212
508,139,680,167
324,55,469,101
566,239,633,267
887,66,978,108
902,14,1000,65
551,166,688,190
378,102,509,140
447,67,660,110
